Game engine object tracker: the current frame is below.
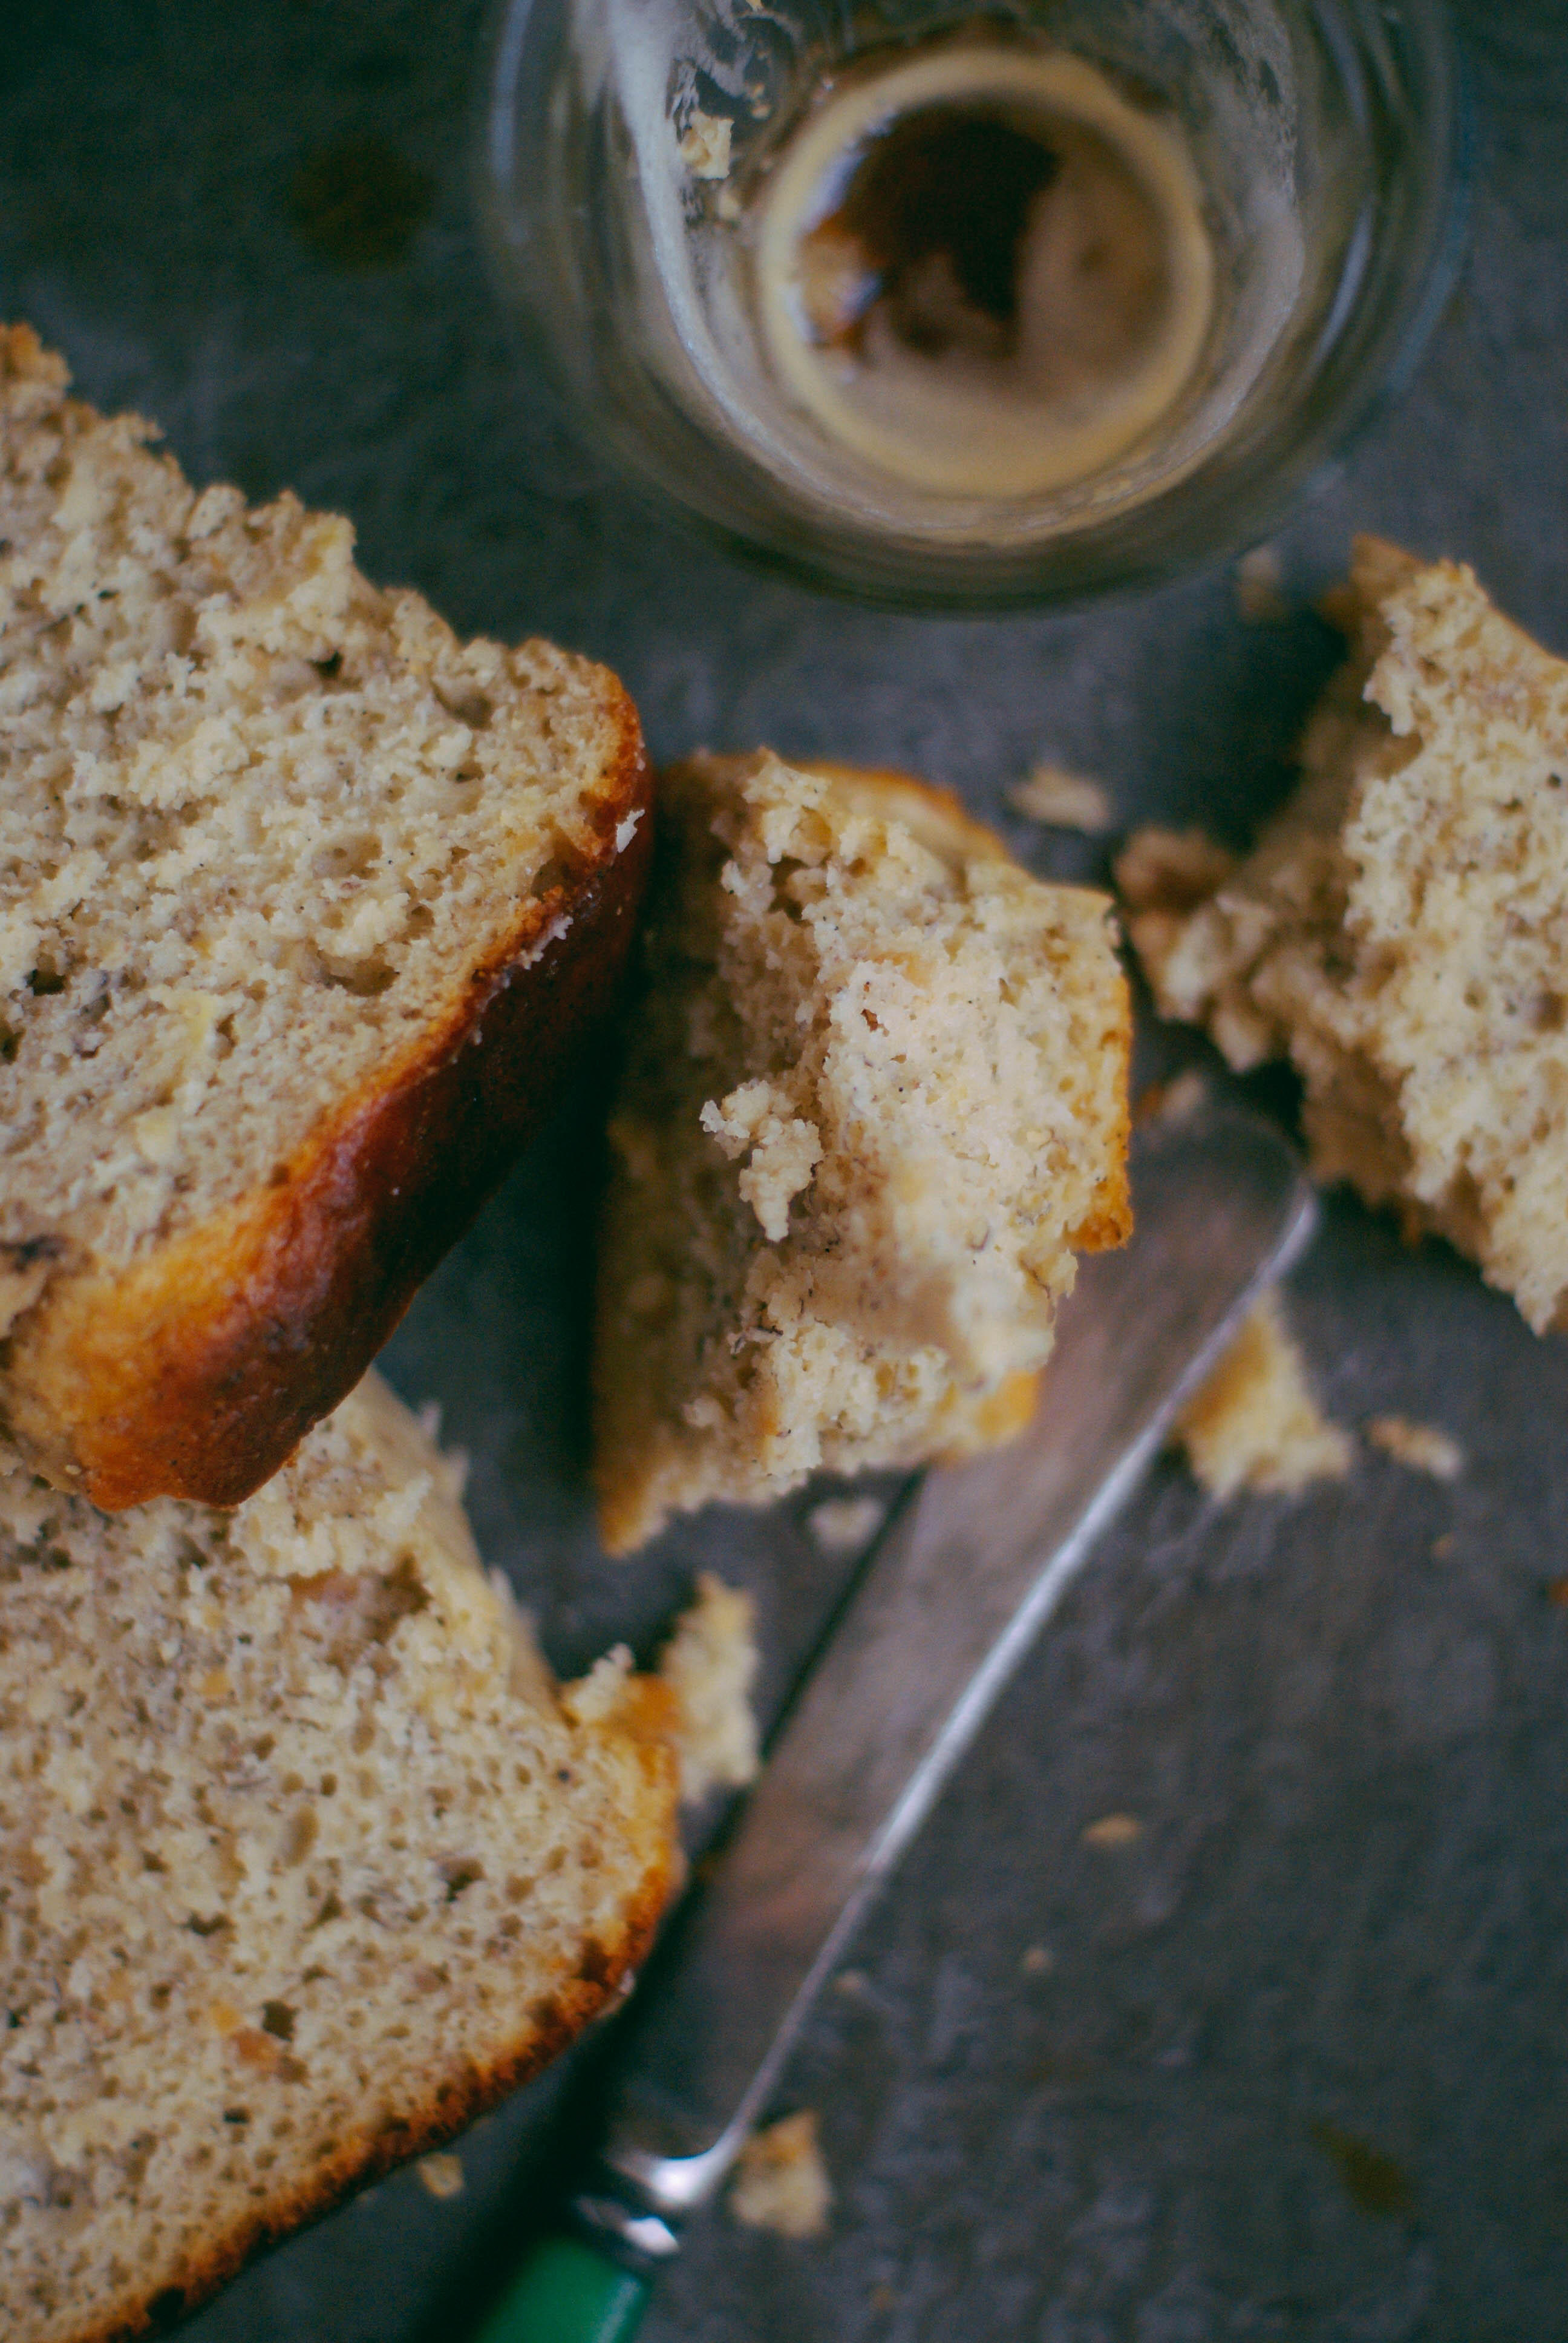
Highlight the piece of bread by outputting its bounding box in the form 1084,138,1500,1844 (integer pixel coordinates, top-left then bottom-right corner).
0,325,652,1509
1365,1414,1463,1480
1172,1288,1353,1499
592,752,1131,1555
1119,536,1568,1332
0,1371,679,2343
728,2109,832,2240
657,1571,760,1803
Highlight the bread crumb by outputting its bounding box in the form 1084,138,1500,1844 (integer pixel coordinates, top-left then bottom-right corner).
1135,1069,1210,1127
1008,764,1113,833
730,2111,832,2239
1174,1291,1354,1499
1158,1068,1209,1124
1082,1813,1143,1849
1020,1943,1054,1976
833,1968,869,1999
561,1644,636,1726
1366,1415,1464,1481
806,1495,888,1555
701,1080,823,1242
1432,1534,1455,1560
871,2282,898,2313
1116,827,1238,916
417,2154,465,2200
1235,546,1290,624
679,111,732,178
659,1573,760,1804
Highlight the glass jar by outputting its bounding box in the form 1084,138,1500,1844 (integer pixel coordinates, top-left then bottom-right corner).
475,0,1468,610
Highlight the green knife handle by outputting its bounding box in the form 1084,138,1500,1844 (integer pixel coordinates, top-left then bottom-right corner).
469,2233,650,2343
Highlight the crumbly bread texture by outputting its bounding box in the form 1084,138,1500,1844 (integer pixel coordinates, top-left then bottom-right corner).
657,1573,760,1804
0,1373,678,2343
1120,535,1568,1332
1173,1289,1353,1500
592,753,1131,1554
1365,1414,1463,1481
1007,764,1112,833
805,1493,887,1555
416,2152,465,2200
0,325,651,1509
728,2110,832,2240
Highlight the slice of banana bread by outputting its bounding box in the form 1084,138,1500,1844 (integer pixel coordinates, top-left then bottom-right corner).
0,1372,678,2343
1119,536,1568,1332
0,325,652,1509
593,752,1131,1555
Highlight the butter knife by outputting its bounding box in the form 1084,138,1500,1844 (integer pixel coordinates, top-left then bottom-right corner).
471,1095,1313,2342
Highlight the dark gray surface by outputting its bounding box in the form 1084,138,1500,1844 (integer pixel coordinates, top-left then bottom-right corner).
3,3,1567,2336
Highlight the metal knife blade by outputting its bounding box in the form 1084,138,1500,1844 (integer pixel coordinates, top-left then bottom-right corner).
589,1095,1314,2229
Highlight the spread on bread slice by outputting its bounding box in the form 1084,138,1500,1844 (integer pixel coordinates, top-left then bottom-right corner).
0,325,652,1509
592,750,1131,1555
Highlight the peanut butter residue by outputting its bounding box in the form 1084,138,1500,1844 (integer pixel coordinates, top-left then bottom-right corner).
756,45,1215,499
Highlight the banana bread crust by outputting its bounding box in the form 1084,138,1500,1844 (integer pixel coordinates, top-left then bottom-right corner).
73,1838,675,2343
0,1380,681,2343
0,713,653,1509
0,323,656,1507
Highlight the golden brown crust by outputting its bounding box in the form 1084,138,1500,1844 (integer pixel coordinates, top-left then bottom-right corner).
0,704,654,1510
1316,533,1422,643
0,320,68,396
935,1364,1042,1463
53,1737,679,2343
798,759,1014,863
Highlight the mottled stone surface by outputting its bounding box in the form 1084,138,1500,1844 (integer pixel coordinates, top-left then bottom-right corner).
3,3,1568,2336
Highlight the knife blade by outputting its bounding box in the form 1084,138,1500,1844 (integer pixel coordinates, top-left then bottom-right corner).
472,1095,1313,2341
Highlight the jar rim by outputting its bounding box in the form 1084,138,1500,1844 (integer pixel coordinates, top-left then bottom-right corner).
474,0,1472,612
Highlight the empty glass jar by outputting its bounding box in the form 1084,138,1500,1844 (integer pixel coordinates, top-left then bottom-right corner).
476,0,1468,608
